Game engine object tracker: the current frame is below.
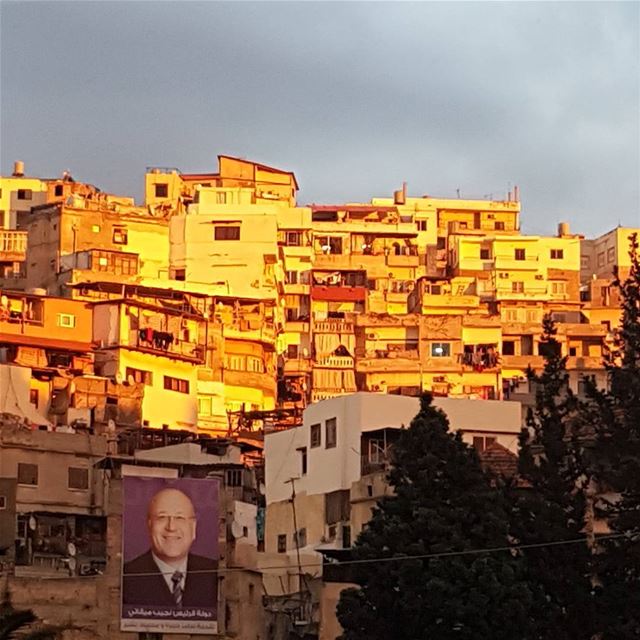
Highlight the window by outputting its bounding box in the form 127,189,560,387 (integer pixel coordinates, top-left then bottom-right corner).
29,389,39,406
494,221,505,230
17,189,32,200
310,423,321,448
298,447,307,475
17,463,38,486
54,184,64,197
285,270,298,285
214,225,240,241
226,469,242,487
172,268,186,281
436,237,446,250
154,183,168,198
607,247,615,263
480,248,491,260
126,367,153,385
512,281,524,293
112,228,128,245
514,248,526,261
502,340,515,356
91,224,100,233
597,252,605,267
286,231,302,246
317,236,343,254
472,436,497,452
56,313,76,328
417,220,428,231
325,417,337,449
287,344,299,359
550,249,564,260
430,342,451,357
551,281,567,295
277,534,287,553
0,496,5,510
68,467,89,490
163,376,189,394
247,356,264,373
198,396,212,416
293,528,307,548
325,490,351,524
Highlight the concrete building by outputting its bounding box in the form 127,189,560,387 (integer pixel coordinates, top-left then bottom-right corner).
0,415,267,639
263,393,522,638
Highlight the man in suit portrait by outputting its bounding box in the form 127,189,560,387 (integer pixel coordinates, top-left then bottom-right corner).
122,487,217,608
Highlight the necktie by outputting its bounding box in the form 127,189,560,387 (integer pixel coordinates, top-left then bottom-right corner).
171,570,184,606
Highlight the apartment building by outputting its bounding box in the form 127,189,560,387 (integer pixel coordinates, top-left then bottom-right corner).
9,195,170,295
264,392,523,639
0,413,267,639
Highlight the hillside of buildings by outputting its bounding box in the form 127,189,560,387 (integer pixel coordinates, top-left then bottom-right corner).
0,155,638,638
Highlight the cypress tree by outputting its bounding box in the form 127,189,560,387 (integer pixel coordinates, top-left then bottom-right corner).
585,232,640,638
336,394,540,640
509,314,594,639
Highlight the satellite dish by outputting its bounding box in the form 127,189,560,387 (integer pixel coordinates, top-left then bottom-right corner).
230,521,244,539
107,419,116,434
115,372,123,385
127,374,135,385
259,482,266,496
28,516,36,531
67,557,77,573
67,542,77,557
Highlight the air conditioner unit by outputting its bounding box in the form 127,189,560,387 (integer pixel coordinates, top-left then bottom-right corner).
535,274,544,280
367,333,376,340
499,273,509,279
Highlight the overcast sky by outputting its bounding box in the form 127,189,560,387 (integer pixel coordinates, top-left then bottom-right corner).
1,1,638,236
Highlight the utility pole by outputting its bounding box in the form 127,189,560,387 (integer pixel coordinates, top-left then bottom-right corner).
285,476,304,593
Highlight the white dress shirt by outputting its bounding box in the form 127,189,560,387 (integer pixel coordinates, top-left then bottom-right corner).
152,553,188,595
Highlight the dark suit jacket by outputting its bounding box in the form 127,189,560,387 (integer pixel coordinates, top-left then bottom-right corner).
123,550,218,608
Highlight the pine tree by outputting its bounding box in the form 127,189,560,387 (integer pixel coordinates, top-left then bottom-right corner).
336,394,540,640
585,232,640,639
509,314,594,639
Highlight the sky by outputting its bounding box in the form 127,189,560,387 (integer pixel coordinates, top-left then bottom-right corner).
1,1,638,237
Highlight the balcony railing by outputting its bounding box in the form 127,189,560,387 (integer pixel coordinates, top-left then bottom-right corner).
0,230,28,261
129,329,205,362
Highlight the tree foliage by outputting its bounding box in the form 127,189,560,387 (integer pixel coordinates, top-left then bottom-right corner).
336,395,540,640
510,314,594,639
585,232,640,639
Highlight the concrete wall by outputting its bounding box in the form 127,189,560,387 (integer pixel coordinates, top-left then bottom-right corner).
266,393,523,505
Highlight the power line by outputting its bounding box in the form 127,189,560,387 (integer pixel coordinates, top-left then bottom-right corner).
33,531,634,580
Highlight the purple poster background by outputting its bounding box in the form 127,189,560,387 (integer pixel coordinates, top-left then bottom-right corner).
122,476,219,562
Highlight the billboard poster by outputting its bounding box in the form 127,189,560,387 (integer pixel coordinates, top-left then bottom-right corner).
121,476,219,634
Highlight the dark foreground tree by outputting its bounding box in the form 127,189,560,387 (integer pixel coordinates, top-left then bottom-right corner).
585,232,640,639
509,314,594,639
336,395,540,640
0,584,60,639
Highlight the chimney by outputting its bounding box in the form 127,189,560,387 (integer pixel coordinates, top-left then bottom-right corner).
513,185,519,202
12,160,25,177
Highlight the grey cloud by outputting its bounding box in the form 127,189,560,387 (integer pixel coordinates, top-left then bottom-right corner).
1,1,638,237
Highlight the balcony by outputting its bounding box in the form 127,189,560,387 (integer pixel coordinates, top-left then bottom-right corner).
501,354,544,369
0,230,27,263
65,249,140,277
421,293,479,309
493,254,539,270
311,285,367,302
386,252,419,268
315,355,354,369
313,319,354,333
459,349,500,371
127,329,205,363
224,369,275,393
566,356,603,370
